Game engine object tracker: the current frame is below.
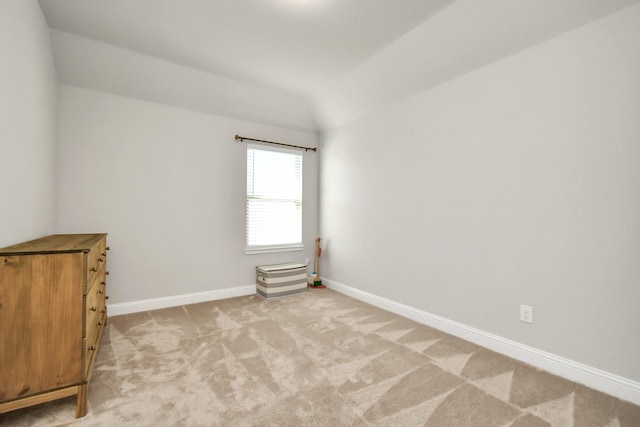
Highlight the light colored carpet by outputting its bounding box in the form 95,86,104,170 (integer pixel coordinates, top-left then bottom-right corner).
1,288,638,426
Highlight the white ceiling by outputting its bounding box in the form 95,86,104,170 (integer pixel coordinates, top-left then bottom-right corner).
38,0,639,132
38,0,454,95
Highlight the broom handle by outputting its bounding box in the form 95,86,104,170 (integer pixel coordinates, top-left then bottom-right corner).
316,238,321,278
313,239,318,273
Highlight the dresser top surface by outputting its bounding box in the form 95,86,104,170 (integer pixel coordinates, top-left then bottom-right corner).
0,234,107,255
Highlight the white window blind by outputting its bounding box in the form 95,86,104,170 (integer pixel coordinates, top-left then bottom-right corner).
246,145,303,253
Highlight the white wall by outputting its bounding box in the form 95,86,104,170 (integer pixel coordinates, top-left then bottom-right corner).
321,4,640,382
51,30,318,133
57,85,319,304
312,0,639,130
0,0,58,247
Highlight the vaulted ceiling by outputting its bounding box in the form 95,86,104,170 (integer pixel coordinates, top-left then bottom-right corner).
38,0,639,132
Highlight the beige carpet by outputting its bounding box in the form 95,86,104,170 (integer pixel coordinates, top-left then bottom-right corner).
1,288,639,426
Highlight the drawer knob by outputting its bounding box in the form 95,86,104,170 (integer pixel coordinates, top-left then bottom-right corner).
98,289,104,294
98,257,104,262
105,271,110,275
105,296,109,300
90,306,97,312
90,267,97,272
89,345,96,351
100,281,106,285
101,308,106,313
106,246,110,251
101,252,107,256
97,321,103,326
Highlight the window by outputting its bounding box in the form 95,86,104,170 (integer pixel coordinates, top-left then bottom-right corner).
245,145,303,254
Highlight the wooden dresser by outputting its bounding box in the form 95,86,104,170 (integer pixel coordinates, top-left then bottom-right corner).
0,233,109,418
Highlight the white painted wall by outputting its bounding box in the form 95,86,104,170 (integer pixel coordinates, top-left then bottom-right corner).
312,0,639,130
57,85,319,304
50,30,318,133
320,4,640,381
0,0,58,247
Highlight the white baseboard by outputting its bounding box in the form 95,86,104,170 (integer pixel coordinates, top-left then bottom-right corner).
107,285,256,316
324,278,640,405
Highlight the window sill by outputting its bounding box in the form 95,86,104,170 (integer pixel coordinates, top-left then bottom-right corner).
244,244,304,255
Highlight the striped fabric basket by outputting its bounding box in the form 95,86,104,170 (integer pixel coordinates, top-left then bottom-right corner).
256,263,307,299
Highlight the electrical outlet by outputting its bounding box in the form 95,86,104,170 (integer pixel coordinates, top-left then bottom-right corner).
520,305,533,323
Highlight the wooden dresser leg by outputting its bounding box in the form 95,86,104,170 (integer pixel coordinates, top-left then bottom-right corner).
76,384,88,418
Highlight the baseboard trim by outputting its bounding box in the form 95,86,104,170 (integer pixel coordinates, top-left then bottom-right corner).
324,278,640,405
107,285,256,316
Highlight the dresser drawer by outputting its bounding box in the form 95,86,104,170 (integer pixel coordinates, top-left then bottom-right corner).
86,238,107,289
85,312,105,376
85,276,106,332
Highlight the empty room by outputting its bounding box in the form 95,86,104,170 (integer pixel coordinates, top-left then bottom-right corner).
1,0,639,425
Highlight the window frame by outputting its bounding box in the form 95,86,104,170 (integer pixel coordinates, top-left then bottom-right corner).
244,143,304,255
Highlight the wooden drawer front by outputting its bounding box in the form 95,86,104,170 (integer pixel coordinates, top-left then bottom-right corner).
86,237,107,288
86,281,101,334
85,274,106,327
96,279,107,317
84,312,105,376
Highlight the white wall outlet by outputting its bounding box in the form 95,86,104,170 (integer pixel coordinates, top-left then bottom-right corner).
520,304,533,323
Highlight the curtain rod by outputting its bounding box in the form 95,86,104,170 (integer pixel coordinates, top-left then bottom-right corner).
235,134,317,152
